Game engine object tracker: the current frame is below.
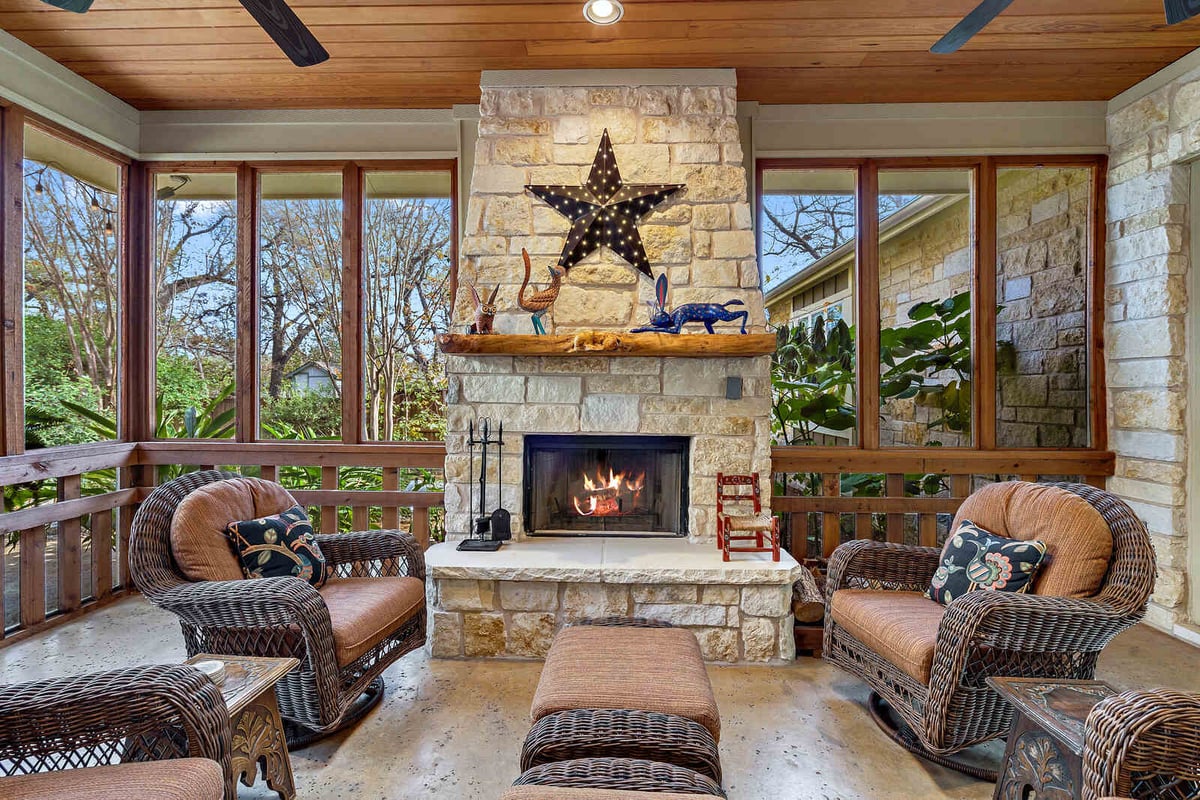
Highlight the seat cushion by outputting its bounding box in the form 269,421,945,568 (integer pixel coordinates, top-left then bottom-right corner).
0,759,223,800
319,576,426,667
726,514,775,531
531,627,720,741
501,788,712,799
830,589,946,685
170,477,297,582
951,482,1113,598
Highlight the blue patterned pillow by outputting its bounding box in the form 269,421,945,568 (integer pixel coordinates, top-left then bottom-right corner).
926,520,1048,605
226,505,330,588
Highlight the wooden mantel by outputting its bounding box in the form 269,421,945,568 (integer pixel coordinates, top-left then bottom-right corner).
436,331,777,358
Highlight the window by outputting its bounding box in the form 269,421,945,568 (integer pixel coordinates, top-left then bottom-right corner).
759,157,1102,452
22,124,122,449
878,169,974,448
759,168,858,447
153,171,237,439
362,170,453,442
258,171,344,440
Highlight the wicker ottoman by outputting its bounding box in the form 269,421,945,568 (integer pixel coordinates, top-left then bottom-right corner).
508,757,725,798
530,625,721,742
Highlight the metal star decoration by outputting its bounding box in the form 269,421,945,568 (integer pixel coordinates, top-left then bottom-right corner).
525,129,684,278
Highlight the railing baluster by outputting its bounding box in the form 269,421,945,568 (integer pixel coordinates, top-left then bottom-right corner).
19,526,46,629
320,466,339,534
381,467,400,529
886,473,904,544
352,506,369,531
821,473,840,558
260,464,278,482
1020,473,1038,483
91,509,113,601
57,475,82,613
413,507,431,551
919,513,938,548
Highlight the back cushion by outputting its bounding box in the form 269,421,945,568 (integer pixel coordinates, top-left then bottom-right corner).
170,477,298,582
951,482,1113,599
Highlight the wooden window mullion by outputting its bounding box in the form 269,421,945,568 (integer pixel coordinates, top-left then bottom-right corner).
975,158,998,450
235,163,260,442
856,161,881,450
0,106,24,456
341,162,364,445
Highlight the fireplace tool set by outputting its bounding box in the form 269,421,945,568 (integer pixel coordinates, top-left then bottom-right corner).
459,417,512,552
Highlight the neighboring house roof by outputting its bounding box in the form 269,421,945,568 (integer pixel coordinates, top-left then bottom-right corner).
763,194,964,309
284,360,341,381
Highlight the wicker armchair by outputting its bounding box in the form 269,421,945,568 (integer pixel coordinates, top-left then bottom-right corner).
824,482,1155,776
0,664,233,799
130,470,427,746
1083,688,1200,800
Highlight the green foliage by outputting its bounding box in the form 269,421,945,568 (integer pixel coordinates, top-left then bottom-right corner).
261,386,341,440
770,316,856,446
879,292,973,440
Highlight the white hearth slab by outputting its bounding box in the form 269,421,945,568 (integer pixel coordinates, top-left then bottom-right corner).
426,537,801,585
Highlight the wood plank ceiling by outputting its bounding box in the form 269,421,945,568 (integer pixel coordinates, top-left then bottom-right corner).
1,0,1199,110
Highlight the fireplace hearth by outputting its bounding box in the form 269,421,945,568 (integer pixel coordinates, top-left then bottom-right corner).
523,435,689,536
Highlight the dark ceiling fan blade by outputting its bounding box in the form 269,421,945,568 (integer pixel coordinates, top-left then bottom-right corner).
931,0,1018,54
38,0,95,12
238,0,329,67
1164,0,1200,24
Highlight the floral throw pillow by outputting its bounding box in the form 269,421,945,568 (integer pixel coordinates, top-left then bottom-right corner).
226,505,330,588
926,520,1048,605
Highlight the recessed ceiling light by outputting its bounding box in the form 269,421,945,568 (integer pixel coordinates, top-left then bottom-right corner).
583,0,624,25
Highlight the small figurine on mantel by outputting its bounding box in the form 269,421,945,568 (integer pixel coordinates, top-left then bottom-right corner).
466,283,499,335
632,274,750,335
517,248,564,335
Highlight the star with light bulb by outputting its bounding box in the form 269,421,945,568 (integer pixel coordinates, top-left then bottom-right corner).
525,129,684,278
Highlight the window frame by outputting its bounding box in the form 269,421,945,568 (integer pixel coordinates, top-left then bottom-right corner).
756,154,1108,453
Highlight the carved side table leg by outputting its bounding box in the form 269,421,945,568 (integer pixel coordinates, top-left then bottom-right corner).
230,690,297,800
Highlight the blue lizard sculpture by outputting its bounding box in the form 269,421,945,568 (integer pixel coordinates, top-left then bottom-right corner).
631,274,749,334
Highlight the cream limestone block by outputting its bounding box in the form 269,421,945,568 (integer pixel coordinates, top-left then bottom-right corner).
429,611,464,658
554,116,590,144
494,137,553,166
480,89,538,118
462,375,525,404
671,143,721,164
568,258,640,287
543,88,589,116
552,144,596,165
463,613,507,657
693,204,731,230
471,165,529,195
461,236,508,257
701,585,740,605
587,87,636,107
710,230,757,259
694,627,739,662
528,164,584,185
482,196,532,237
631,584,698,604
741,616,777,662
640,224,692,264
553,285,634,327
586,374,660,395
588,108,638,143
614,144,672,183
675,165,748,203
562,583,629,621
636,87,681,116
507,612,557,658
741,585,792,618
581,394,641,433
438,579,496,611
499,581,559,611
635,603,728,627
479,117,552,136
610,358,662,375
526,376,582,405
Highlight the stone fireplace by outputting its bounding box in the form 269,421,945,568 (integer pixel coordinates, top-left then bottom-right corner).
426,69,799,663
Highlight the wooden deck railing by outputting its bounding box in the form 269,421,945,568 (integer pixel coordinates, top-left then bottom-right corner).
0,441,1115,646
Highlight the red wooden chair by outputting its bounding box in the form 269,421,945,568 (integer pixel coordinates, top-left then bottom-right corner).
715,472,780,562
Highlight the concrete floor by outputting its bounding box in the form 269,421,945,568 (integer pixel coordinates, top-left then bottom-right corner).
2,597,1199,800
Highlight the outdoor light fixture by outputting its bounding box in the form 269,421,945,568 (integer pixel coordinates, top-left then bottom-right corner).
156,174,191,201
583,0,623,25
103,213,114,237
89,193,101,211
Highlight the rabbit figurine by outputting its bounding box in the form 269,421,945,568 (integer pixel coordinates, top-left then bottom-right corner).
632,274,749,335
467,283,500,335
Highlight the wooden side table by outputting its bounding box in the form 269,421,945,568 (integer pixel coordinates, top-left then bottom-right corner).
989,677,1120,800
187,654,299,800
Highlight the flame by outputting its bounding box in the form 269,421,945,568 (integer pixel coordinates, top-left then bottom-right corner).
571,467,645,517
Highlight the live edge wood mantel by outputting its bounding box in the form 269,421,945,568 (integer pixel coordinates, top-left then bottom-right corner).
436,331,778,358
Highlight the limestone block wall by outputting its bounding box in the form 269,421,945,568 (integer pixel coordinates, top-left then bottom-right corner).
1106,76,1196,637
428,578,795,663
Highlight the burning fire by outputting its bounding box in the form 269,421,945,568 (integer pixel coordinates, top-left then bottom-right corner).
572,467,646,517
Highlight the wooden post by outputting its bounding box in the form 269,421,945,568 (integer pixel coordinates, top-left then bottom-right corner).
122,160,155,444
19,526,45,628
0,105,25,457
57,475,82,613
320,466,338,533
1088,159,1109,451
91,509,113,600
412,506,431,551
975,158,998,449
856,162,881,450
341,163,363,444
885,473,904,543
235,163,260,442
821,473,840,558
381,467,400,529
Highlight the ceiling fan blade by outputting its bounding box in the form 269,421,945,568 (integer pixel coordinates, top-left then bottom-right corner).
1165,0,1200,24
931,0,1018,54
238,0,329,67
38,0,95,11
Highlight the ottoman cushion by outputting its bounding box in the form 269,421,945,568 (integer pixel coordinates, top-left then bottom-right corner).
502,789,712,799
531,626,720,741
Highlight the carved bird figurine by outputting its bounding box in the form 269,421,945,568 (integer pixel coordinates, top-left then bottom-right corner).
517,248,564,336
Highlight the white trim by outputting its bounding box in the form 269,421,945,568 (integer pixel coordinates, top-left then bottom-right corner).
139,151,458,162
0,29,139,156
480,68,736,88
1189,161,1200,627
1109,46,1200,114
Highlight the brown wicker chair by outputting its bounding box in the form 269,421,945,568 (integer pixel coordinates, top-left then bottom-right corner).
0,664,234,800
824,482,1156,778
1082,688,1200,800
130,470,427,746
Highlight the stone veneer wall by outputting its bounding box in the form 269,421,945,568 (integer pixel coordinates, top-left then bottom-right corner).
1105,74,1198,637
429,579,795,663
444,75,772,541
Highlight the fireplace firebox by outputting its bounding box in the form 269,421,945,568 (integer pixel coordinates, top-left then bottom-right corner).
523,435,688,536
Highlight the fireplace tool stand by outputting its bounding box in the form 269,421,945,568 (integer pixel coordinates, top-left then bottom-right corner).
458,417,510,552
